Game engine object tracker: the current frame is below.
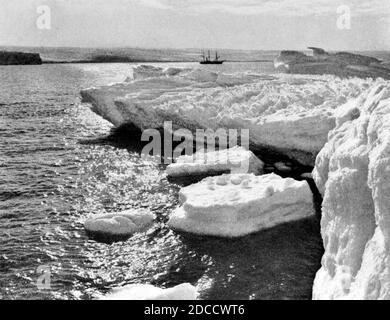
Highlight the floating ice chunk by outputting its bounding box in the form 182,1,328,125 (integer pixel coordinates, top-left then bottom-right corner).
132,65,190,80
166,146,264,178
99,283,197,300
84,209,154,239
300,172,313,179
168,173,314,237
274,162,292,172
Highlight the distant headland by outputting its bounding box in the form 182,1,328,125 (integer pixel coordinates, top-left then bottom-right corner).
0,46,274,64
0,51,42,65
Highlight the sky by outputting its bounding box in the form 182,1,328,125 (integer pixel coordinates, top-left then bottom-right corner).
0,0,390,50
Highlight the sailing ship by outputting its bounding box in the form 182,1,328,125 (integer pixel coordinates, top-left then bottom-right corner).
200,50,224,64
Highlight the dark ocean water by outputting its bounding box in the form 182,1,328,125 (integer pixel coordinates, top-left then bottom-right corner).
0,62,323,300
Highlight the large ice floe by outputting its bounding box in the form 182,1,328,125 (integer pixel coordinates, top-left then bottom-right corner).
168,173,314,237
99,283,197,300
274,47,390,80
84,209,154,240
312,84,390,299
81,65,380,166
166,146,264,178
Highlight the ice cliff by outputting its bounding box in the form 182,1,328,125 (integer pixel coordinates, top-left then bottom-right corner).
166,146,264,177
81,66,377,166
312,84,390,299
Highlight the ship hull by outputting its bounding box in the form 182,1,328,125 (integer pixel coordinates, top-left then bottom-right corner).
200,61,224,65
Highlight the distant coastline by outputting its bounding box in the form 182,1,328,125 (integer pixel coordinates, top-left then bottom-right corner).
0,46,280,65
1,46,387,66
41,59,189,64
0,51,42,65
41,59,273,64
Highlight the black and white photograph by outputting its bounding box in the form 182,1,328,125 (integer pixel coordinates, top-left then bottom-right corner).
1,0,390,304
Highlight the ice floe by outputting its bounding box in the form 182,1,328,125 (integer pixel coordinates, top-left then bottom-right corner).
300,172,313,179
84,209,154,239
81,65,380,166
166,146,264,178
168,173,314,237
132,64,190,80
312,84,390,300
273,162,292,173
99,283,197,300
274,47,390,79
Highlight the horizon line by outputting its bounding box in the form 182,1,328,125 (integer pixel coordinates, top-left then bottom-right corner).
1,44,390,53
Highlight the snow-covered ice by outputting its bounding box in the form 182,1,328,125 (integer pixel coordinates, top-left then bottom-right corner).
132,64,190,80
84,209,154,239
312,84,390,300
99,283,197,300
166,146,264,177
168,173,314,237
81,65,379,165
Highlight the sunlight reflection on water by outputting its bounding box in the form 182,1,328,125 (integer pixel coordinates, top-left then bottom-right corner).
0,63,322,300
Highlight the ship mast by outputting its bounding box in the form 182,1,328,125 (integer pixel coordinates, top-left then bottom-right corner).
199,49,223,64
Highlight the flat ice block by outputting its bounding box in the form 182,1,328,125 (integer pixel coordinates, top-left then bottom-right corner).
84,209,154,239
166,146,264,177
168,173,314,237
99,283,197,300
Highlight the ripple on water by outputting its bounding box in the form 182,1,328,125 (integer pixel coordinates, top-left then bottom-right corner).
0,64,323,300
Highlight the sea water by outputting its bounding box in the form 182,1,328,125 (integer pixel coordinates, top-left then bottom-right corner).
0,62,323,300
